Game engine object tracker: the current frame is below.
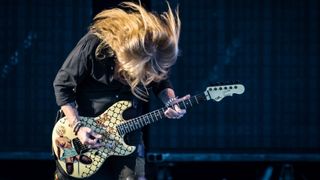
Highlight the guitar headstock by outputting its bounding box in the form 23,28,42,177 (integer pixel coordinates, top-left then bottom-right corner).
204,83,245,102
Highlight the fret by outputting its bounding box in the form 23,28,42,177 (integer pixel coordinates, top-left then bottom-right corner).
149,112,154,122
158,109,163,119
153,111,158,121
136,118,141,128
141,117,145,126
132,122,136,130
149,113,154,123
144,115,148,124
124,124,129,133
127,123,133,131
182,100,187,109
134,119,139,129
133,122,137,130
147,113,153,124
119,125,124,134
117,126,123,135
132,120,137,130
120,126,125,135
161,108,165,116
142,115,147,125
188,98,193,107
117,125,121,134
131,119,136,129
137,118,142,128
135,121,138,129
195,95,199,104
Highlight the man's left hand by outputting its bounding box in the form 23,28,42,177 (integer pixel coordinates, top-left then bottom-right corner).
164,95,190,119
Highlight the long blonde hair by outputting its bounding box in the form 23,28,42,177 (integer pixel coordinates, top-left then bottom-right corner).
90,1,180,101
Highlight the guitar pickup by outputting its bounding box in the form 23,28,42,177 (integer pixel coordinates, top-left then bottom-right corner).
72,138,89,154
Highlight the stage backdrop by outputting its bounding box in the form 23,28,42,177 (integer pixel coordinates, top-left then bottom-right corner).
0,0,91,156
0,0,319,160
147,0,320,156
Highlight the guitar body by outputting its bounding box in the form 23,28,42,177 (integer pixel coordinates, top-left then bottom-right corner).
52,100,136,179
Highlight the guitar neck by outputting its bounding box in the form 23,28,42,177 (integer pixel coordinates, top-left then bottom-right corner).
117,93,207,135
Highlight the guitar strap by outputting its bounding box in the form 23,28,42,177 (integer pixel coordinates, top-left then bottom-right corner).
52,109,65,160
55,109,65,123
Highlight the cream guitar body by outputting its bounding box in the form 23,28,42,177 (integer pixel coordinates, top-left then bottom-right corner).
52,101,135,178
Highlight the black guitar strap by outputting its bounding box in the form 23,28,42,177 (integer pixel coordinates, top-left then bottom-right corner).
55,109,65,123
52,109,66,160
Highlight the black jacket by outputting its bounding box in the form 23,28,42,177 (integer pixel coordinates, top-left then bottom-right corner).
53,32,172,117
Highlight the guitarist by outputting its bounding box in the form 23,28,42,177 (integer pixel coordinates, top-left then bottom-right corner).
53,2,189,180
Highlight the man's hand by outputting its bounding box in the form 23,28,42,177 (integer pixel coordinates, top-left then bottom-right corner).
61,103,102,149
77,127,102,149
164,94,190,119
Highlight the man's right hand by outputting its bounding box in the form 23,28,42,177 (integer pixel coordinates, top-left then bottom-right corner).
77,126,102,149
60,103,102,148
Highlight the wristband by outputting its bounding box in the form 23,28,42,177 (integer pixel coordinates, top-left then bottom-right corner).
73,121,83,135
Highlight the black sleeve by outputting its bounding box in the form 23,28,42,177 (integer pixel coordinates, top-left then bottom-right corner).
151,78,173,96
53,33,100,106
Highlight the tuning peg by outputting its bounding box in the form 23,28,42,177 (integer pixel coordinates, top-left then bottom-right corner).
210,82,222,86
210,81,242,86
225,81,237,85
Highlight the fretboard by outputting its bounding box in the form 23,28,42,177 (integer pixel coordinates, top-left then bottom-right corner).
116,93,207,135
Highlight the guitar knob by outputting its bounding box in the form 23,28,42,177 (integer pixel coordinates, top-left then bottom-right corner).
107,141,116,149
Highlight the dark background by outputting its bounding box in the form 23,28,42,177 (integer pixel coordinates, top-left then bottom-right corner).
0,0,319,179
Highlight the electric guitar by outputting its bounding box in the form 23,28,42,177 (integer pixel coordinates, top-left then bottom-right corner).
52,83,245,178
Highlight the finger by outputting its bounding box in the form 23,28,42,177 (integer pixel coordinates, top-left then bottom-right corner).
164,110,173,118
167,108,181,117
90,142,103,149
85,138,98,145
90,131,102,139
170,95,191,111
173,105,186,115
174,94,191,103
164,108,180,118
177,109,186,115
182,94,191,100
164,108,173,118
